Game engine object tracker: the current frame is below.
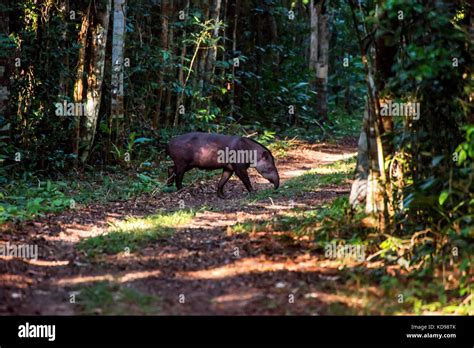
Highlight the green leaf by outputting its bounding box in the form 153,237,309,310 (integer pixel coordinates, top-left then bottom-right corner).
133,137,152,144
439,190,449,206
431,155,444,167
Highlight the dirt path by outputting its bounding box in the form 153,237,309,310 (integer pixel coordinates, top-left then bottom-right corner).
1,141,361,315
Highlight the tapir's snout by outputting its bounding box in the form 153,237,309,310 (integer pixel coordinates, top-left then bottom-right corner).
273,176,280,190
268,172,279,190
257,163,279,190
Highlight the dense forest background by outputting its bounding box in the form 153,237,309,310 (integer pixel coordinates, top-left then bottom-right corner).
0,0,368,168
0,0,472,315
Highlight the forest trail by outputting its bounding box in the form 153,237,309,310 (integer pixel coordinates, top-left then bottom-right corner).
1,141,369,315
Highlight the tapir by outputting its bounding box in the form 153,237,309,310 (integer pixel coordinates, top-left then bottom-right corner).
165,132,280,197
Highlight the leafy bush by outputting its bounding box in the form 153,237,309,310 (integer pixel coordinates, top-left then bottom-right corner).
0,180,72,223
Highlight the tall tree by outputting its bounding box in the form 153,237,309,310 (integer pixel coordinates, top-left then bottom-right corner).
229,0,239,118
111,0,127,137
174,0,190,126
77,0,111,163
309,0,329,122
197,0,210,100
0,5,10,125
347,0,399,225
58,0,69,99
204,0,222,86
153,0,169,128
348,0,387,217
164,0,175,125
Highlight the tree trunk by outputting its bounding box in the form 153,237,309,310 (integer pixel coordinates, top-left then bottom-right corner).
309,0,318,73
309,0,318,108
230,0,239,118
174,0,190,126
349,101,383,213
80,0,111,163
204,0,222,85
111,0,126,139
154,0,169,128
58,0,69,98
315,0,329,121
0,5,11,134
164,0,175,125
197,0,210,96
219,0,228,82
348,0,396,224
73,2,91,163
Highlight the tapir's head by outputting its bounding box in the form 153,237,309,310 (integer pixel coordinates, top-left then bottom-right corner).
255,150,280,189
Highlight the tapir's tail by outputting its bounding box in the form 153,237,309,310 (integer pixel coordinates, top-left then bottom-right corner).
165,143,171,158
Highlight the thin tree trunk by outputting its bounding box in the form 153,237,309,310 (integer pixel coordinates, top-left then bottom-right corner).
164,0,174,125
219,0,228,82
268,4,279,67
309,0,318,126
73,2,91,164
111,0,126,140
154,0,169,128
174,0,190,126
205,0,222,85
348,0,383,215
309,0,318,74
80,0,111,163
315,0,329,122
0,6,10,132
59,0,69,98
197,0,210,97
230,0,239,118
348,0,395,224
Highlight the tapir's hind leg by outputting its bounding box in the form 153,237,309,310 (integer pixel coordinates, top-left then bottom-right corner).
217,169,233,198
166,165,176,186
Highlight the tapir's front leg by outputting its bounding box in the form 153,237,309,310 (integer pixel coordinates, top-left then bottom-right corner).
166,165,176,186
234,166,253,193
175,164,188,190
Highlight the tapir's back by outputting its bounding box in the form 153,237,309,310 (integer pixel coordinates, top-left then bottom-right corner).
167,132,241,168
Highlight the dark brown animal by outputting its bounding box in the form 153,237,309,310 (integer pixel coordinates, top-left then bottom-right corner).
166,132,280,197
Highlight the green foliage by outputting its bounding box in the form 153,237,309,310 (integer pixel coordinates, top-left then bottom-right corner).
1,0,365,178
357,0,473,306
0,180,72,223
255,130,276,145
0,170,167,223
